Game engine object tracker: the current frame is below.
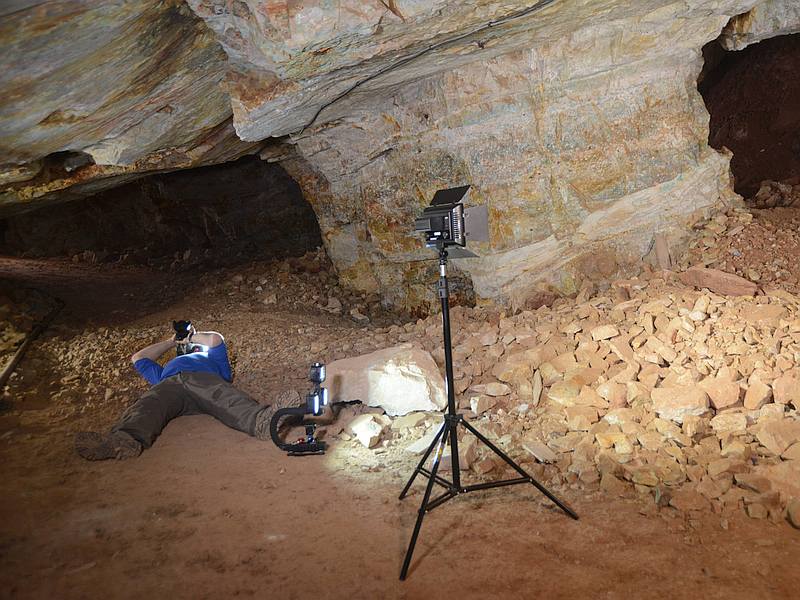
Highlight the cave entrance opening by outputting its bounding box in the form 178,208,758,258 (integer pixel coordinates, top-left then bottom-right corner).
0,155,326,323
1,155,322,269
698,32,800,207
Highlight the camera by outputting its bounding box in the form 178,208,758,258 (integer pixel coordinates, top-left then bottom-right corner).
173,320,201,356
173,320,192,340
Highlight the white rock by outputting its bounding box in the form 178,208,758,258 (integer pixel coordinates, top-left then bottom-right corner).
522,440,557,463
404,428,442,455
391,412,428,430
484,382,511,397
346,414,384,448
326,344,446,416
470,395,497,415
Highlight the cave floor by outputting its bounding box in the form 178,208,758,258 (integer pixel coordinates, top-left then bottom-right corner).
1,257,799,600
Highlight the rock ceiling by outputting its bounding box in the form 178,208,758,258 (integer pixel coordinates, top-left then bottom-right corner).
1,0,799,308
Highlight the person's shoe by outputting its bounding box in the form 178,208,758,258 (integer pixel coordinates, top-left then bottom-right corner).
254,389,302,441
75,431,143,461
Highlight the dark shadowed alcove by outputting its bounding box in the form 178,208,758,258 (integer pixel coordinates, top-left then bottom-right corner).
699,33,800,198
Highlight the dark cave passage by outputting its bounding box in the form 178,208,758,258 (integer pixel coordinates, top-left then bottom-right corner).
0,156,322,271
699,33,800,198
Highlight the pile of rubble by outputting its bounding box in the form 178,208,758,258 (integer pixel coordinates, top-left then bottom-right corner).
678,206,800,294
323,206,800,528
332,268,800,526
748,180,800,210
216,247,393,326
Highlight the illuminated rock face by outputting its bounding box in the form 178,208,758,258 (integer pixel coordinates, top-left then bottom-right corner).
2,1,799,309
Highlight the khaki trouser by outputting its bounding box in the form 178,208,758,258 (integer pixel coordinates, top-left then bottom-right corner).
112,371,264,447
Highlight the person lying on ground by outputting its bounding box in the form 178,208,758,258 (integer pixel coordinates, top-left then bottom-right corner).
74,325,312,460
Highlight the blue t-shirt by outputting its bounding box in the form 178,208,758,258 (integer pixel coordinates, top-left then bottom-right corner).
134,342,232,386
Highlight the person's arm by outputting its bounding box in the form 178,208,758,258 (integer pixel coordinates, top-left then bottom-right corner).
188,330,224,348
131,337,174,364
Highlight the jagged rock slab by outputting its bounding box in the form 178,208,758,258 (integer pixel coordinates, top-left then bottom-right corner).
679,267,758,296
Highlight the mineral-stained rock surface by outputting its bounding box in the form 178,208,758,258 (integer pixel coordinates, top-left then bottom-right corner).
720,0,800,49
3,0,800,309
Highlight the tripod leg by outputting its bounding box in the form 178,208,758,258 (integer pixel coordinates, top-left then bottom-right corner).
462,420,578,520
399,420,446,500
399,420,450,581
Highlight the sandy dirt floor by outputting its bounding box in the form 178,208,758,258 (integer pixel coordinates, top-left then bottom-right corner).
1,257,799,600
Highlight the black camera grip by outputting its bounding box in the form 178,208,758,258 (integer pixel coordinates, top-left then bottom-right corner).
269,406,307,450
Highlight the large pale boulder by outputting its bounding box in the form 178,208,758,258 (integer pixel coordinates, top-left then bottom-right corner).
325,344,446,416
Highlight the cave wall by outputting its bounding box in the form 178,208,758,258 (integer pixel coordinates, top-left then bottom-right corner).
3,0,800,311
283,1,754,311
1,157,321,265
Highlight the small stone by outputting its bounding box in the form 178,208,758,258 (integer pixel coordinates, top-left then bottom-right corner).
323,297,343,314
470,395,497,415
391,413,428,430
591,325,619,341
651,386,709,423
548,380,581,406
746,503,768,519
678,267,758,296
531,370,543,407
700,376,740,410
744,378,772,410
596,432,632,454
404,429,440,455
349,308,370,324
484,382,511,397
788,500,800,529
565,406,598,431
346,415,384,448
473,458,495,474
734,473,772,494
670,489,712,512
522,440,557,463
756,419,800,455
773,372,800,407
631,468,659,487
600,472,629,497
710,412,747,435
721,440,750,460
263,293,278,305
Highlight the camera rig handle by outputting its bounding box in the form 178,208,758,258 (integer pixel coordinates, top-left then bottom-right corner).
269,406,326,456
269,399,363,457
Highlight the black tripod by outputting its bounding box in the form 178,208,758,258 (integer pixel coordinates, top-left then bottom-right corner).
399,243,578,580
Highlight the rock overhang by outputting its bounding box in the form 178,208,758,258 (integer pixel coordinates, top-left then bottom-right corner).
2,0,800,310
